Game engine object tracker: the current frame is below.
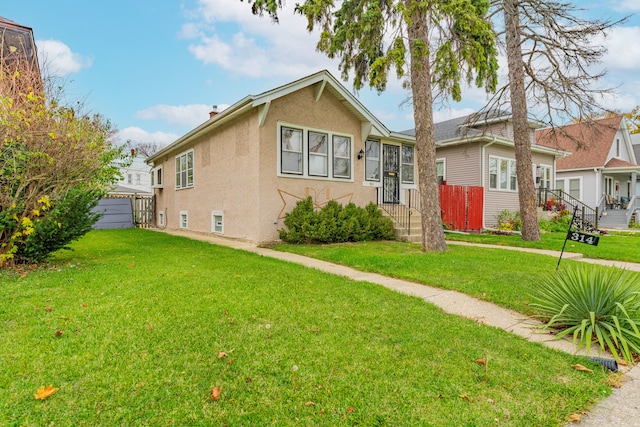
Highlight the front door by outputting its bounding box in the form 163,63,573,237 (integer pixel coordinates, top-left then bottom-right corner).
382,144,400,203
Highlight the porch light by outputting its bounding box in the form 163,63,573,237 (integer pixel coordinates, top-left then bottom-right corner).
357,149,365,160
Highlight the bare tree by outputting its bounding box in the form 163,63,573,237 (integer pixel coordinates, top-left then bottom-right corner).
480,0,624,240
133,141,163,158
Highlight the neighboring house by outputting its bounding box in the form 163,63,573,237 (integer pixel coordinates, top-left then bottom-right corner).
536,116,640,227
0,16,39,74
146,70,416,244
632,133,640,197
112,152,153,195
402,113,568,229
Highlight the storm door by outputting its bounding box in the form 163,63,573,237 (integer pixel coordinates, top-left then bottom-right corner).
382,144,400,203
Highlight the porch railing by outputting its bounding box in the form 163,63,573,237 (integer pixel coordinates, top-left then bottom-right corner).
537,188,599,229
377,187,420,236
625,195,639,225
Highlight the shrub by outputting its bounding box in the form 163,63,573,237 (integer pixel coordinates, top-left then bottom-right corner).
539,209,572,232
12,187,103,263
495,209,521,231
279,197,395,244
531,263,640,363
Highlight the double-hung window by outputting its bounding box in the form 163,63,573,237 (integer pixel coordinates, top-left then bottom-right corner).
401,146,415,184
365,139,380,181
175,150,194,189
489,156,517,191
436,159,446,185
538,165,552,189
279,125,352,180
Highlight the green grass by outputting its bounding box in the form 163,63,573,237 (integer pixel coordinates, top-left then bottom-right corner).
272,240,586,316
0,229,611,426
444,230,640,263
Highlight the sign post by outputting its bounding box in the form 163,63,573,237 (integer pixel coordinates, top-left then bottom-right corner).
557,206,599,270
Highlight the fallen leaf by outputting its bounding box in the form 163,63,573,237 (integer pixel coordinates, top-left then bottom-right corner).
55,330,63,337
129,263,135,267
35,385,59,400
81,304,87,308
347,407,354,414
228,318,234,324
210,386,221,401
618,360,628,366
246,377,253,383
566,413,582,422
572,364,594,373
476,359,487,365
218,351,228,359
45,306,52,312
305,401,315,407
459,394,473,402
228,358,234,365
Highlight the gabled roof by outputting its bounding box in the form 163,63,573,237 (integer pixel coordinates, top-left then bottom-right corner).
536,116,636,170
147,70,409,164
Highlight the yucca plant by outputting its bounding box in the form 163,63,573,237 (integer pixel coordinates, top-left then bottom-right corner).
531,263,640,364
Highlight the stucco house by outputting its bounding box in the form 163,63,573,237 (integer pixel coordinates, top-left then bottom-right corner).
146,70,416,244
536,116,640,227
402,113,568,229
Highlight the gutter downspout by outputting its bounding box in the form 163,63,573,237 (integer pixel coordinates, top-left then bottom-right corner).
481,137,498,230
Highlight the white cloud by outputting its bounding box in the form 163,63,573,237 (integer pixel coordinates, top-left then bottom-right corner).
602,26,640,71
183,0,338,79
115,127,179,146
36,39,92,77
614,0,640,12
135,103,228,128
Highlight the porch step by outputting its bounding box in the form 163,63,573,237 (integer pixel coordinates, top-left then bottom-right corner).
599,210,630,229
380,208,422,243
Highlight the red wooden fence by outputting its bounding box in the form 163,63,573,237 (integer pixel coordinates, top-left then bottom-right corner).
439,185,483,231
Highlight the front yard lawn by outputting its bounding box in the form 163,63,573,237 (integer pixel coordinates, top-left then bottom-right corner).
1,229,611,426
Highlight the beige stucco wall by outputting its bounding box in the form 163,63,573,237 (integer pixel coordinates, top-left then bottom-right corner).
153,85,390,244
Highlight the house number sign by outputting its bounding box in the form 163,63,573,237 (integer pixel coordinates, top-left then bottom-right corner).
567,230,599,246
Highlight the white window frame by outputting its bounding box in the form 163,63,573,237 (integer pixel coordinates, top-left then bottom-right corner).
365,139,380,182
436,158,446,185
278,123,353,181
151,166,163,188
538,164,552,189
489,156,517,191
568,177,581,200
211,211,224,234
401,145,415,184
175,150,194,190
157,211,165,227
179,211,188,229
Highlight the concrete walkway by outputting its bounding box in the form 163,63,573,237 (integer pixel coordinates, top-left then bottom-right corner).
157,229,640,426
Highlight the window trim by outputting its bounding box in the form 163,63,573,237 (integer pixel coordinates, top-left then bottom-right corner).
489,156,517,191
277,122,354,182
175,149,194,190
211,211,224,234
401,145,415,184
179,211,188,229
151,166,163,188
568,177,582,200
364,139,380,182
436,158,446,185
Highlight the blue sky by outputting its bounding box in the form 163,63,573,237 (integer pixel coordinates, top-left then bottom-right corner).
3,1,640,148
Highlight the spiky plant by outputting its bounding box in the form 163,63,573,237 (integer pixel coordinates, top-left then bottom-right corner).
532,263,640,364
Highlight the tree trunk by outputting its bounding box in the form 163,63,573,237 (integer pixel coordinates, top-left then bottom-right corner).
406,1,447,252
504,0,540,241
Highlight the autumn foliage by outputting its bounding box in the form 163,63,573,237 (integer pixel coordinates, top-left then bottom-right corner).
0,40,127,265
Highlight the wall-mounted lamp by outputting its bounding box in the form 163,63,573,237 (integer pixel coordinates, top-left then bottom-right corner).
357,149,365,160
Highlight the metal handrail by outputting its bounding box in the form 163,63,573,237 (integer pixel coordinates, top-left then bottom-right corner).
537,188,599,229
377,187,414,235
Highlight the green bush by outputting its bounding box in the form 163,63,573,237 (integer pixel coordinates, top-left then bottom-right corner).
279,197,395,244
531,263,640,363
13,187,103,263
539,209,572,232
495,209,521,231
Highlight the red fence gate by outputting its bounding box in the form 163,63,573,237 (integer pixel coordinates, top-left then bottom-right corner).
439,185,483,232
